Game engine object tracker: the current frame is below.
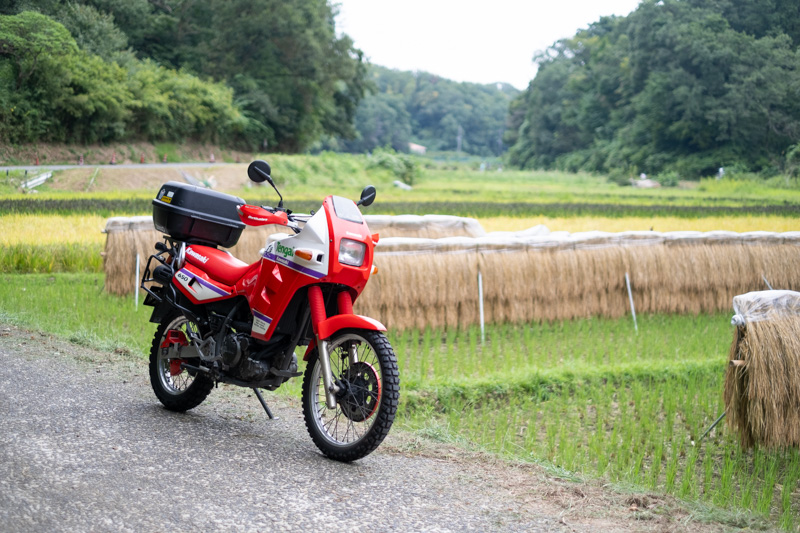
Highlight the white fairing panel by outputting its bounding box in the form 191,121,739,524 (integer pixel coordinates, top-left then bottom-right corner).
174,268,231,301
261,209,329,280
251,309,272,335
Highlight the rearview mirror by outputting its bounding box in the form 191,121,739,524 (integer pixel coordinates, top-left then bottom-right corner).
247,160,272,184
357,185,376,207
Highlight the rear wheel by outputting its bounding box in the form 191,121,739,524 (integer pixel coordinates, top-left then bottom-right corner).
149,312,214,411
302,329,400,462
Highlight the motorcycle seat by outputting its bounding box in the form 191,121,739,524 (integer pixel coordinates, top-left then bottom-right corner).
185,245,252,286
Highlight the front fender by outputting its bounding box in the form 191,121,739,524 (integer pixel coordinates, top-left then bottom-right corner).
303,314,387,361
317,313,386,340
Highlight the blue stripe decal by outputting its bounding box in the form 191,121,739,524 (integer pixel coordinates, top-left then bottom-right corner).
252,309,272,324
262,252,325,279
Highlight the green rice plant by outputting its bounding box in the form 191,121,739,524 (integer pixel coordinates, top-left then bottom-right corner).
739,450,762,510
0,243,102,273
664,441,683,493
780,475,796,530
679,446,700,499
650,442,664,490
703,449,715,500
715,449,737,508
756,456,779,515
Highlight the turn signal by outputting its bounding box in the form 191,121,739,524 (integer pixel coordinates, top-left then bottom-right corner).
294,249,313,261
371,264,378,275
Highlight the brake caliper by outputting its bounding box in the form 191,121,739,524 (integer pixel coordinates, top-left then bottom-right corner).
161,330,189,375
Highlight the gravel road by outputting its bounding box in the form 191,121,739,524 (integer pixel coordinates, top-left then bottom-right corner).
0,326,568,533
1,325,720,533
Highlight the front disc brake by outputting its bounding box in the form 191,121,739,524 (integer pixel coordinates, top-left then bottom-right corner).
339,361,381,422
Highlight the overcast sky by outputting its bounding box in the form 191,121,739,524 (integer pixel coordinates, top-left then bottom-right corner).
335,0,643,90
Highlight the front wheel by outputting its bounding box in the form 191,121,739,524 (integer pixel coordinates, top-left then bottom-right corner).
302,329,400,462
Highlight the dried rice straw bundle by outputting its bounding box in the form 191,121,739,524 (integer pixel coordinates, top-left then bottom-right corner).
525,248,557,320
724,290,800,448
103,230,134,295
103,216,161,295
760,244,800,291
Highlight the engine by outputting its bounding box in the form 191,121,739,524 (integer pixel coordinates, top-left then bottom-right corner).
221,332,249,367
219,332,297,382
218,332,265,381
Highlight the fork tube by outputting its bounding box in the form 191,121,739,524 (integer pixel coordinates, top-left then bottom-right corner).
317,339,338,409
308,286,338,409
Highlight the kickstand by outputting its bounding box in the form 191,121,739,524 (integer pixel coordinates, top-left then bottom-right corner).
252,388,278,420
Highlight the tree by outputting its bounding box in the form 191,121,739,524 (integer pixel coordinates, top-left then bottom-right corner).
341,93,412,153
4,0,368,152
0,10,75,91
163,0,367,152
0,10,248,145
507,0,800,177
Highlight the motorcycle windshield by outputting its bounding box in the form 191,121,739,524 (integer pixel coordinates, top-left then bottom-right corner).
331,196,363,224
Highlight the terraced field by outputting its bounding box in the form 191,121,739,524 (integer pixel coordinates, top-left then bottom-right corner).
2,155,799,529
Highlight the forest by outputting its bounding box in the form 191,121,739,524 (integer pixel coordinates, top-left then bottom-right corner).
3,0,800,175
0,1,515,158
505,0,800,178
324,65,518,157
0,0,365,152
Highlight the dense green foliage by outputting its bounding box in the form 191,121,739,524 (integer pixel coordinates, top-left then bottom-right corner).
0,11,248,145
326,66,519,157
0,0,366,151
506,0,800,178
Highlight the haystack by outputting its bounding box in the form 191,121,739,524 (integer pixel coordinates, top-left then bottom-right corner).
104,216,800,332
724,290,800,448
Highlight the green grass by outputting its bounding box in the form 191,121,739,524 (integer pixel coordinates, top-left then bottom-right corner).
1,272,798,528
0,243,102,273
0,273,155,355
2,158,800,528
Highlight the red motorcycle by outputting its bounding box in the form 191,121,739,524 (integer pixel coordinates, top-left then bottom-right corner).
141,160,399,461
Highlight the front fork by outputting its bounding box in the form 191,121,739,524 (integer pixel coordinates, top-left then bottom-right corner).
309,286,358,409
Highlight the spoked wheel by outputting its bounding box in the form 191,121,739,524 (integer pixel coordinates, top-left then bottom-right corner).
302,329,400,462
149,312,213,411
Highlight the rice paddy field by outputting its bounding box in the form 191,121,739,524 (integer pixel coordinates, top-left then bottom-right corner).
2,156,800,529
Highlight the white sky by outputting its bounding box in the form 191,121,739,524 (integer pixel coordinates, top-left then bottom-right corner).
335,0,643,90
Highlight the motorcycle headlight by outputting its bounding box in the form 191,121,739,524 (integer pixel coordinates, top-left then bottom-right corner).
339,239,366,267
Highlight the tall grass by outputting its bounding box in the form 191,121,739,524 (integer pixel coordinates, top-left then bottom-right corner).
0,215,104,273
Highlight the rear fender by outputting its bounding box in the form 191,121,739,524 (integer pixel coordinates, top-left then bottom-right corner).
302,314,386,361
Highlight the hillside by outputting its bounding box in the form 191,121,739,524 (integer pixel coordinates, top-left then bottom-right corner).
1,3,517,159
505,0,800,178
324,65,519,157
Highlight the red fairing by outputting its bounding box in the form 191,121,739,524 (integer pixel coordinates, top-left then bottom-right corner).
322,196,374,300
236,204,288,227
185,245,252,286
